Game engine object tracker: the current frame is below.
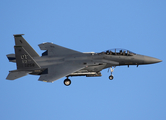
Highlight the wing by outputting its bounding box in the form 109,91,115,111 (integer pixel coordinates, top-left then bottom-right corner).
38,62,85,82
38,43,83,56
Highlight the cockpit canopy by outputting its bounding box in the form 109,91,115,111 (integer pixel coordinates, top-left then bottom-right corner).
99,48,136,56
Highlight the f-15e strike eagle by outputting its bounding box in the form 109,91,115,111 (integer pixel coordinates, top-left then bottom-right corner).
6,34,162,86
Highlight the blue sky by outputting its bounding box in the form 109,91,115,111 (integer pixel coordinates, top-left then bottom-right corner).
0,0,166,120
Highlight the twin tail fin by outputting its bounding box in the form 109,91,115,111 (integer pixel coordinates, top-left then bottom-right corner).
6,34,41,80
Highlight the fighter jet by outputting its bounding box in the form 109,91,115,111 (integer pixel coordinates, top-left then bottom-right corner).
6,34,162,86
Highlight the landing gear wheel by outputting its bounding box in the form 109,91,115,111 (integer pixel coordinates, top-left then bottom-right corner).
64,79,71,86
108,67,115,80
109,75,114,80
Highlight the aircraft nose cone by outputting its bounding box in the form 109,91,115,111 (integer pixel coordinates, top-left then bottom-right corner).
144,56,162,64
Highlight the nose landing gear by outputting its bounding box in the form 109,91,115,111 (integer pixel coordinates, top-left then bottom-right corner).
108,67,115,80
64,77,71,86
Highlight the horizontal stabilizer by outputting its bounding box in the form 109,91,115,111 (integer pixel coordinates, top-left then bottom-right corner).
7,54,16,62
6,70,31,80
38,43,83,56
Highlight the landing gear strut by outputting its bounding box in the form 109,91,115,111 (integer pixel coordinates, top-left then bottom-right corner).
108,67,115,80
64,77,71,86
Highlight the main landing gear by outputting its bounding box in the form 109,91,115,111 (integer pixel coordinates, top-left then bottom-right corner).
64,77,71,86
108,67,115,80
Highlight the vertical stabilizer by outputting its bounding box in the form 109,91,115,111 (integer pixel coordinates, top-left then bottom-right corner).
15,46,40,70
13,34,40,58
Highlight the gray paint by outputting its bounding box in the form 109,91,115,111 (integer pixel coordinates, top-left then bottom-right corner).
6,34,162,84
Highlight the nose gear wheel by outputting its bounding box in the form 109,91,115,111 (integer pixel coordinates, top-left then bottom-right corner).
108,67,115,80
109,75,114,80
